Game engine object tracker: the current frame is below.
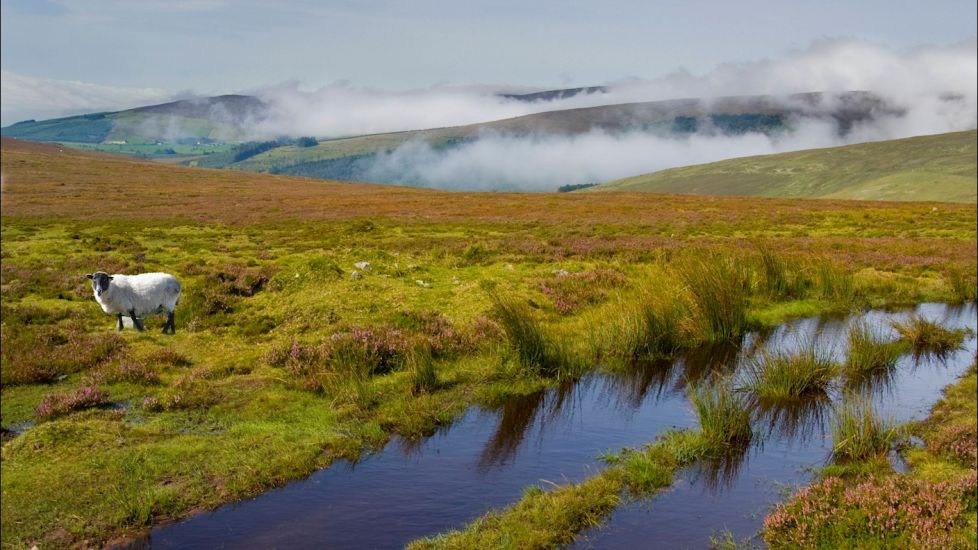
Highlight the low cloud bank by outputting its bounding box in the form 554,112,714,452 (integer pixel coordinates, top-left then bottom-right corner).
254,39,976,139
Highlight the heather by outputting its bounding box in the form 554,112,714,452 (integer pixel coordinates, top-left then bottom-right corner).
1,139,975,548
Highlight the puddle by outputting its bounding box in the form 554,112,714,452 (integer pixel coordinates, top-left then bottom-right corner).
132,303,976,549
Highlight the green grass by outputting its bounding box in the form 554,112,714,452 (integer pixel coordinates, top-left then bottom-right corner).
890,314,970,357
689,380,754,450
0,139,975,548
830,398,900,462
740,345,838,402
765,363,978,549
843,321,908,380
596,130,977,203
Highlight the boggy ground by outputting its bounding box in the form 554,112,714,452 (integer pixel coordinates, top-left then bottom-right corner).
1,138,975,548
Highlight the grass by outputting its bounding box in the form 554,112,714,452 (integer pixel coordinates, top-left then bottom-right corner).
689,380,754,450
740,344,838,402
890,314,970,357
844,321,908,380
492,296,579,378
597,130,978,203
0,138,975,548
829,398,901,463
765,363,978,549
408,429,708,549
680,256,752,342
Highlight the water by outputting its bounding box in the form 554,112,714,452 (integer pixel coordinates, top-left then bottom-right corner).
133,303,976,549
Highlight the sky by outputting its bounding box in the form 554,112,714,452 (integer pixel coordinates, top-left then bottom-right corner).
1,0,976,126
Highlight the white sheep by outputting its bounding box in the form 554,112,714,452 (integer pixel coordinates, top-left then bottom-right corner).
86,272,182,334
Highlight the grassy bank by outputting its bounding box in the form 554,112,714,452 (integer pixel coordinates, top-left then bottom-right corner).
764,362,978,548
1,139,976,548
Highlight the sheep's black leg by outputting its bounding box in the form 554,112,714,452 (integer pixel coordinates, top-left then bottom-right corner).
163,311,175,334
130,309,145,332
117,313,124,331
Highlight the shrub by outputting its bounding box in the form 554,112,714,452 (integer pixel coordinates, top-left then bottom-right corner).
86,359,160,385
1,326,125,385
538,268,629,315
35,386,109,420
764,472,978,549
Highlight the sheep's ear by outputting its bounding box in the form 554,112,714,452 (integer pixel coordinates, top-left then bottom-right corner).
86,274,94,279
108,276,114,281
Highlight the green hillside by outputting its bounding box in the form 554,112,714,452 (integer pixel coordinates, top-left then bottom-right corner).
594,130,977,203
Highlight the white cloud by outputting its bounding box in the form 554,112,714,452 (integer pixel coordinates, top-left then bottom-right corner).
0,71,171,125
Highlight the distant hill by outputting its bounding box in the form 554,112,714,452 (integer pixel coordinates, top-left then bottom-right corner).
0,95,266,158
198,91,899,184
592,130,977,203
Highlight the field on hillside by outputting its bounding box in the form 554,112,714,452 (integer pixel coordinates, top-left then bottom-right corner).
597,130,977,203
1,138,976,548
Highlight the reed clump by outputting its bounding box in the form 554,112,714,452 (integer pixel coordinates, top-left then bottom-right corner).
844,321,907,376
689,380,754,451
890,314,969,357
740,345,838,402
830,398,900,462
680,257,752,342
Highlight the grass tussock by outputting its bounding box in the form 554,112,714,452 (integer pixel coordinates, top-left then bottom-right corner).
890,314,970,357
407,345,439,395
680,257,752,342
740,345,838,402
844,321,907,377
689,380,754,451
492,296,579,378
757,248,808,300
608,286,688,360
945,266,977,303
830,398,900,462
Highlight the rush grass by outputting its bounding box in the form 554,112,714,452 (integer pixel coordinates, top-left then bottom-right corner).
740,345,838,402
1,139,976,548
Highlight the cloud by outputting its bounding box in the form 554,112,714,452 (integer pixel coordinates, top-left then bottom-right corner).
253,38,976,190
0,71,171,125
252,39,976,140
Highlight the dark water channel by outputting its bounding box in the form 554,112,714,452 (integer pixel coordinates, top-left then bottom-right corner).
136,303,976,549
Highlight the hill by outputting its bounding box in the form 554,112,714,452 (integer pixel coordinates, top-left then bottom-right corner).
0,95,265,158
196,91,896,184
593,130,977,203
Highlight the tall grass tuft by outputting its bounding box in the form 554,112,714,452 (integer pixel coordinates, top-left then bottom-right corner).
890,314,969,357
844,321,907,376
740,344,837,402
830,398,900,462
611,288,687,360
492,296,577,378
758,249,807,300
681,257,752,342
814,263,855,302
945,267,977,303
407,345,438,395
689,379,754,450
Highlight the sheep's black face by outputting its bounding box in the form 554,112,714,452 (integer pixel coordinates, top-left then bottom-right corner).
87,272,113,297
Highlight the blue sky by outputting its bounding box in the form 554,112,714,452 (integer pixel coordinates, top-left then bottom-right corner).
1,0,976,125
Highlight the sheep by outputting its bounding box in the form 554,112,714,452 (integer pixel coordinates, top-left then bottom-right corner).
86,272,182,334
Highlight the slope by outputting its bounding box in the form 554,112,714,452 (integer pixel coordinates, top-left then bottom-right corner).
594,130,977,203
